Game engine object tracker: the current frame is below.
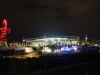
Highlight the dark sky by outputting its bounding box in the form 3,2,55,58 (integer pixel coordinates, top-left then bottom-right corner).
0,0,100,41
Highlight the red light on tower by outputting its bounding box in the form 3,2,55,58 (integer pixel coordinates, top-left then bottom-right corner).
2,19,7,27
0,19,11,43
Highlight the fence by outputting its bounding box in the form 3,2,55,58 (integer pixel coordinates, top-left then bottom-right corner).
23,60,100,75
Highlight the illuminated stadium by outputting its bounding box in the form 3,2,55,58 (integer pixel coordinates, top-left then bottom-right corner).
26,36,81,53
26,36,80,46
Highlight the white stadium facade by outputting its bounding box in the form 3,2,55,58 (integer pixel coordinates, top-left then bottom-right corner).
25,36,80,47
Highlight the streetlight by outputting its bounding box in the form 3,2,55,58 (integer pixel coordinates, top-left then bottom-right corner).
85,34,88,42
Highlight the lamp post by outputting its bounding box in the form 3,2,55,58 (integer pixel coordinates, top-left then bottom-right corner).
85,34,88,42
44,35,46,50
22,37,26,47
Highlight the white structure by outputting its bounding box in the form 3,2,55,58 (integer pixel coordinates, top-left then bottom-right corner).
25,36,80,47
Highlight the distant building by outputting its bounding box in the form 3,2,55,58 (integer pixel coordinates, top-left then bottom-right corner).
25,36,80,47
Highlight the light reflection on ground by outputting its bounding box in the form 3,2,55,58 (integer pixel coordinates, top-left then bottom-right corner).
5,51,40,59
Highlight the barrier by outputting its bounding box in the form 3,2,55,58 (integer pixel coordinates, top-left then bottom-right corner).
25,60,100,75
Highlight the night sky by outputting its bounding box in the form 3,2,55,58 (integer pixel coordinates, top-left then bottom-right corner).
0,0,100,42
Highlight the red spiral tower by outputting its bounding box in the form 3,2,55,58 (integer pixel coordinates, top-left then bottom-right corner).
0,19,11,46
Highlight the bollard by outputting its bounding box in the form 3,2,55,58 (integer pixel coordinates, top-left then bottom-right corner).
64,66,66,69
54,68,57,71
53,68,55,71
70,65,72,68
48,69,50,72
81,63,83,65
61,66,63,69
32,72,33,75
77,64,79,66
88,62,90,64
71,71,73,74
39,70,41,74
50,68,52,72
72,64,75,67
56,67,59,70
67,66,69,68
75,64,77,67
36,71,38,74
68,65,71,68
43,70,45,73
